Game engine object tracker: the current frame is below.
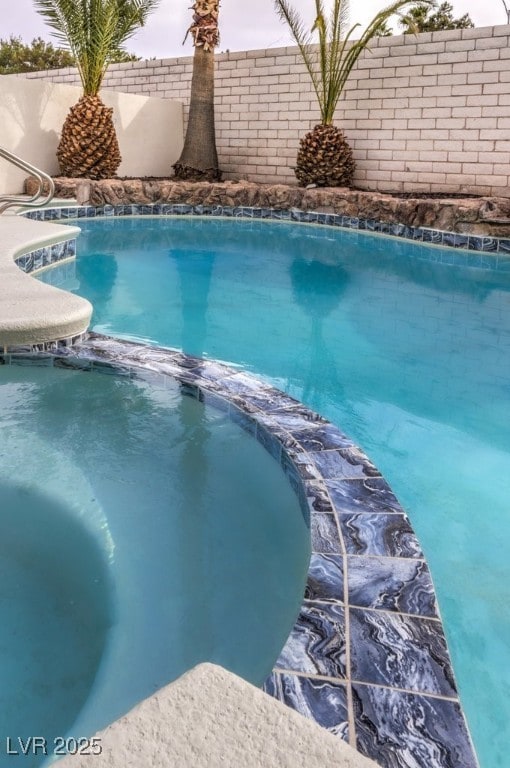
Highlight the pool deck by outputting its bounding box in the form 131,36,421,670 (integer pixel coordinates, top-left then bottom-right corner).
57,663,378,768
0,204,484,767
0,210,91,349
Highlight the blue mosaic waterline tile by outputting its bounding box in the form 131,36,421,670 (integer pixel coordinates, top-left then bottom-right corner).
263,673,349,741
14,238,76,274
339,512,423,558
325,477,405,515
305,553,344,603
23,204,510,262
311,514,341,554
275,601,347,679
349,607,455,696
347,555,438,618
352,684,478,768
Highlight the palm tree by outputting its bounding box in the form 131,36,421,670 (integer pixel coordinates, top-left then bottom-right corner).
173,0,221,182
399,2,473,33
35,0,159,179
274,0,425,187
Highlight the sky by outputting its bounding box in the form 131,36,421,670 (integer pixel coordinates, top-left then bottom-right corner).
2,0,509,60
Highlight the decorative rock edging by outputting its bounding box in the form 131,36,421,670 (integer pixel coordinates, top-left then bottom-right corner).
25,177,510,238
0,333,479,768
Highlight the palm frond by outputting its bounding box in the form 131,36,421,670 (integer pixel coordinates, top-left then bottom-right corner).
275,0,430,125
312,1,328,119
327,1,355,124
35,0,159,95
361,0,427,43
337,0,428,105
274,0,323,116
115,0,160,45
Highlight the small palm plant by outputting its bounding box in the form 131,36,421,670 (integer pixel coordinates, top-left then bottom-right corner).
274,0,422,187
35,0,159,179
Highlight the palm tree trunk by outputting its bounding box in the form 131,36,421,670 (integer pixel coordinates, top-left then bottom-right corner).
174,47,220,181
173,1,221,182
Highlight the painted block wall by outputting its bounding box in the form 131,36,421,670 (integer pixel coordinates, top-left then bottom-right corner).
15,24,510,197
0,74,183,194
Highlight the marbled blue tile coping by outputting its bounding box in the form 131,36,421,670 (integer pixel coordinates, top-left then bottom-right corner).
0,333,479,768
23,204,510,265
14,237,77,274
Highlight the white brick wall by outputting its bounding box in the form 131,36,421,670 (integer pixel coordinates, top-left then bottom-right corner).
20,24,510,196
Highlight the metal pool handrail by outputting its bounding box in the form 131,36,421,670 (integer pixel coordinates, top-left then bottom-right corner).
0,146,55,214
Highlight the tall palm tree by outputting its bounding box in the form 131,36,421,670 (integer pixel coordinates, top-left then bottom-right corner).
173,0,221,182
35,0,159,179
274,0,425,187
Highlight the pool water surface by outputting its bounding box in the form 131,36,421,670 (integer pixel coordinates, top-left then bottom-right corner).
40,215,510,768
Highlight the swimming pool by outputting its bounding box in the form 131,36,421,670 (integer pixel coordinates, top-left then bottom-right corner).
0,362,309,765
40,214,510,768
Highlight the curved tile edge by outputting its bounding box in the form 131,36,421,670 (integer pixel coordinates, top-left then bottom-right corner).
24,202,510,261
0,214,92,348
0,333,479,768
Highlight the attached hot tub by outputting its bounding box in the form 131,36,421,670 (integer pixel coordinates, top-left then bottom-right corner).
0,358,309,761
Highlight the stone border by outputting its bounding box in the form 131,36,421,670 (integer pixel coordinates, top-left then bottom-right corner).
24,203,510,263
0,333,479,768
24,178,510,237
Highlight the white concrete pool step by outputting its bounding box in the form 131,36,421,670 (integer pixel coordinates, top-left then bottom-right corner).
0,213,91,347
58,663,377,768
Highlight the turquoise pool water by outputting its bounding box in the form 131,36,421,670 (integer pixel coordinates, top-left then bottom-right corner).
42,216,510,767
0,365,308,765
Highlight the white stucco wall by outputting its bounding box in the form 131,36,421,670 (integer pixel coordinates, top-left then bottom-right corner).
0,74,183,194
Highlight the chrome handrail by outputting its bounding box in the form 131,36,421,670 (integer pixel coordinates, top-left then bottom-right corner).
0,146,55,214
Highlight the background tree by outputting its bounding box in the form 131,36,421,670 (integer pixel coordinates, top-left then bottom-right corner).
0,35,139,75
274,0,425,187
374,20,395,35
399,1,473,32
0,36,74,74
173,0,221,182
107,49,140,63
35,0,158,179
502,0,510,24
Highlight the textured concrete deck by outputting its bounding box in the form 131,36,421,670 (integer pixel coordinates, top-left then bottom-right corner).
0,213,91,347
58,664,378,768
